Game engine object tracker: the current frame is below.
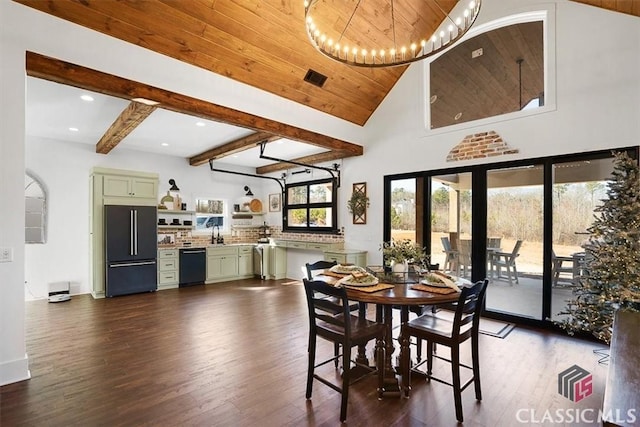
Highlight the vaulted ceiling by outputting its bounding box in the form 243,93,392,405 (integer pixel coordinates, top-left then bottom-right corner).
14,0,640,170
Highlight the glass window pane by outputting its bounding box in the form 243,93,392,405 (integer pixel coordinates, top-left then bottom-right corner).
486,165,544,319
551,158,613,321
390,178,418,243
287,208,308,227
309,182,332,203
310,207,333,227
430,173,471,275
288,186,307,204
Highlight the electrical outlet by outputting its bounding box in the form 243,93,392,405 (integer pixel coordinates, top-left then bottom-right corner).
0,247,13,263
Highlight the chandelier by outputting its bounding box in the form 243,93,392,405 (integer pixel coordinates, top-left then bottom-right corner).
304,0,481,68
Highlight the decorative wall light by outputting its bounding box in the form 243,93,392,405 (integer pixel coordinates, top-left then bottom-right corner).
303,0,481,68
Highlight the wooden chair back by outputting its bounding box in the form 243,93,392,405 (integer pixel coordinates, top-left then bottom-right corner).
305,260,337,280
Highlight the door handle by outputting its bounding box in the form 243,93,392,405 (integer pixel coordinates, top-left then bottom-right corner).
133,209,138,255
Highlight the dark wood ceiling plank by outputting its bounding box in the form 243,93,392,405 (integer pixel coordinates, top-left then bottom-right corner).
256,150,349,175
95,101,157,154
25,52,363,157
189,132,280,166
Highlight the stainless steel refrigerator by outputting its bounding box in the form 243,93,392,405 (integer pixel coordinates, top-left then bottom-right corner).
105,205,157,297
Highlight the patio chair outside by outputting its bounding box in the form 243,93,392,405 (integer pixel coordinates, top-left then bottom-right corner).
441,237,458,273
490,240,523,285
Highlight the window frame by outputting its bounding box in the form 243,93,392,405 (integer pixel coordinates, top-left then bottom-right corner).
283,177,338,233
193,197,229,235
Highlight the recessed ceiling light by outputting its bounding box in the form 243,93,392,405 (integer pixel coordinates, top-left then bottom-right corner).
430,95,438,104
68,127,79,132
161,143,169,147
454,112,463,120
132,97,160,106
80,94,94,102
195,121,205,127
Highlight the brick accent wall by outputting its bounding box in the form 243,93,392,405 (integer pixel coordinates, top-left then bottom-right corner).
159,226,345,248
446,131,518,162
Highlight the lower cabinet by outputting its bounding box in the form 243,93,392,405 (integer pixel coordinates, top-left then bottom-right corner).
206,246,239,282
238,245,254,278
206,245,254,283
268,246,287,280
324,250,368,267
158,249,179,290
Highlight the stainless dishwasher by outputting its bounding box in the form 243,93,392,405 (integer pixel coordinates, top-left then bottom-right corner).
179,248,206,286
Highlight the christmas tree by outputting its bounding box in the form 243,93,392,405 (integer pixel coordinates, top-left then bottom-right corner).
557,151,640,344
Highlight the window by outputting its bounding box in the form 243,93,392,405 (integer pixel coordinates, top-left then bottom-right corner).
429,19,545,129
194,198,227,233
283,178,337,232
25,171,47,243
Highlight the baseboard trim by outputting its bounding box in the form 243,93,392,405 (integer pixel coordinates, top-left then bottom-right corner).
0,353,31,386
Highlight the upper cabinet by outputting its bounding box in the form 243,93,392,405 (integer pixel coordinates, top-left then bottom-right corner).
103,175,157,199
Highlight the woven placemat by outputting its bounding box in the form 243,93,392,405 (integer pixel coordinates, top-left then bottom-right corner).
321,270,347,278
410,284,459,295
344,283,395,293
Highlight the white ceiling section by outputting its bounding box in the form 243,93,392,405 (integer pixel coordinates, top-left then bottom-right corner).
25,77,330,167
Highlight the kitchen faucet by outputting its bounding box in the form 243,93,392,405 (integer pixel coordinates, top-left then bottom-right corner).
212,225,224,244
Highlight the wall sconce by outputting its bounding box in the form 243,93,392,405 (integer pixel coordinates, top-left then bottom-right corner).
244,186,254,196
169,179,180,191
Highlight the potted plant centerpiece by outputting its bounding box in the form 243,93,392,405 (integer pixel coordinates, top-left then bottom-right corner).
380,239,427,274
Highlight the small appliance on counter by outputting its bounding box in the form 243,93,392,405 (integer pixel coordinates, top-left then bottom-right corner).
257,222,271,243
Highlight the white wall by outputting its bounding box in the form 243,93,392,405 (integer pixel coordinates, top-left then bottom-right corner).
339,0,640,265
24,136,272,300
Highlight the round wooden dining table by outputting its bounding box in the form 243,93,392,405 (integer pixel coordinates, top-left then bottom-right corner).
349,283,462,395
318,271,467,396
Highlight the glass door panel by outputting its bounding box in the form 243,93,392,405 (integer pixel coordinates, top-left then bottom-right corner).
550,158,612,321
430,173,472,276
486,165,544,319
389,178,424,246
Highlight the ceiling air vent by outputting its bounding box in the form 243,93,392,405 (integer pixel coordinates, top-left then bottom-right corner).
303,69,327,88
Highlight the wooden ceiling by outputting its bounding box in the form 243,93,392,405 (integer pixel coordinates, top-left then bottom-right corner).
570,0,640,18
15,0,406,127
14,0,640,169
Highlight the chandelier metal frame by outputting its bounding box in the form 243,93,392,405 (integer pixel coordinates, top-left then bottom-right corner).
304,0,482,68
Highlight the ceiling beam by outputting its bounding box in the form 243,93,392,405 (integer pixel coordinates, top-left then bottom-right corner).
95,101,157,154
189,131,279,166
256,150,350,174
25,52,364,158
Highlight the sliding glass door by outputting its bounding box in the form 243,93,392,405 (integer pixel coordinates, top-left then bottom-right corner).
383,147,636,326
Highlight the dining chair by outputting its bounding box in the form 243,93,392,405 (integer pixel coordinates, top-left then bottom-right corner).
303,279,385,422
305,260,361,367
489,240,523,285
398,278,489,423
551,250,575,286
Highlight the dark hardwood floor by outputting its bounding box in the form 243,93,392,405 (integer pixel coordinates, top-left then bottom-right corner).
1,279,610,426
